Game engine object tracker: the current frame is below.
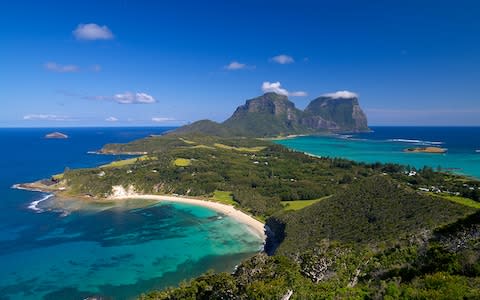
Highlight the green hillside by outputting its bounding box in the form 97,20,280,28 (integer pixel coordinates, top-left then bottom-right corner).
270,176,474,255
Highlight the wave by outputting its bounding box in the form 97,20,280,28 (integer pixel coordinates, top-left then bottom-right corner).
476,150,480,153
387,139,444,146
28,194,54,213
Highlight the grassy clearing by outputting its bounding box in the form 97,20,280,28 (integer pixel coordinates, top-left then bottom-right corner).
174,158,191,167
281,196,332,211
213,143,266,152
179,137,196,145
211,190,236,205
100,155,152,168
433,193,480,209
191,145,215,149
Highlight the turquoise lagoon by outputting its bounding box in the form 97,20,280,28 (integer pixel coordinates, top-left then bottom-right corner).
276,127,480,179
0,128,263,300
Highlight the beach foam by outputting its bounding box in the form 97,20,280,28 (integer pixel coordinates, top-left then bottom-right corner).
388,138,444,146
28,194,54,213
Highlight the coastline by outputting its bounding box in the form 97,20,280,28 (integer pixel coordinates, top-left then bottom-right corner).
13,183,266,242
109,194,267,241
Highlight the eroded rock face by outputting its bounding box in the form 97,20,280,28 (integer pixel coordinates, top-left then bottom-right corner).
303,96,369,132
231,93,300,118
224,92,369,135
172,92,370,137
110,185,137,198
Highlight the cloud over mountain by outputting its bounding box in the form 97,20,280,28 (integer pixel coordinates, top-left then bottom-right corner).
322,91,358,99
261,81,307,97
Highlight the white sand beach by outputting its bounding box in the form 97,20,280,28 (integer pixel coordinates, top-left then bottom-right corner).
109,187,266,240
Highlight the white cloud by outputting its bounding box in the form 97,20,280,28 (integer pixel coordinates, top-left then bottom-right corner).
262,81,288,95
23,114,70,121
322,90,358,99
73,23,114,40
44,62,79,73
112,92,156,104
224,61,257,71
225,61,246,70
261,81,307,97
105,116,118,122
80,91,156,104
270,54,294,64
152,117,175,122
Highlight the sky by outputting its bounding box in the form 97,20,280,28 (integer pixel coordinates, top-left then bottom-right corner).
1,0,480,127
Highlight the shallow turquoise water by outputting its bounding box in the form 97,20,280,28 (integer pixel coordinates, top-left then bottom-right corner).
0,128,263,300
0,201,262,299
276,127,480,179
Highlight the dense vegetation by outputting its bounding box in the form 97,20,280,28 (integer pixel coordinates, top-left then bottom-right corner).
64,135,386,217
269,176,473,255
38,132,480,299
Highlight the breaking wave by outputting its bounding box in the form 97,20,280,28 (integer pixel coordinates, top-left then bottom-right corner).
28,194,54,213
387,139,444,146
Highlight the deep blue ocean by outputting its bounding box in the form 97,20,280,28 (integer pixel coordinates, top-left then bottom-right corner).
277,126,480,179
0,128,263,300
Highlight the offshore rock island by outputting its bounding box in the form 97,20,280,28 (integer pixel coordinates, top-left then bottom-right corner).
404,146,448,154
45,131,68,139
18,92,480,299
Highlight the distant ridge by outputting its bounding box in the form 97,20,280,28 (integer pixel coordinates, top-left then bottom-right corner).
170,92,369,137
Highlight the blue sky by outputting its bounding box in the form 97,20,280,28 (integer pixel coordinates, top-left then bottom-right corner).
1,0,480,127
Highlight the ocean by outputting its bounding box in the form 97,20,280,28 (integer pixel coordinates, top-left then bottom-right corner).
0,128,263,300
276,126,480,179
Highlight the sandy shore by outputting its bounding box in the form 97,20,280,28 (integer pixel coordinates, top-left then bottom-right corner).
110,193,266,240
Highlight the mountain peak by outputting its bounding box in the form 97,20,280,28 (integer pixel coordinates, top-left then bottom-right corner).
231,93,297,116
171,92,369,137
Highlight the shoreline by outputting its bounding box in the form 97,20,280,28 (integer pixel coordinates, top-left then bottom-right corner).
13,183,266,242
109,194,266,241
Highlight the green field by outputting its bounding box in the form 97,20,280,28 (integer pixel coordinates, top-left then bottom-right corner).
211,190,236,205
213,143,266,152
174,158,191,167
100,155,152,168
436,193,480,209
281,196,331,211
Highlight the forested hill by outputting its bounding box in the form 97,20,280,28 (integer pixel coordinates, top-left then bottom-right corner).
170,92,369,137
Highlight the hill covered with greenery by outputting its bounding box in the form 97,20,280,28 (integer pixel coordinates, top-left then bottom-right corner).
268,176,473,255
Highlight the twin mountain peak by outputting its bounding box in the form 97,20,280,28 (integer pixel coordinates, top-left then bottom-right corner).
174,92,369,137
